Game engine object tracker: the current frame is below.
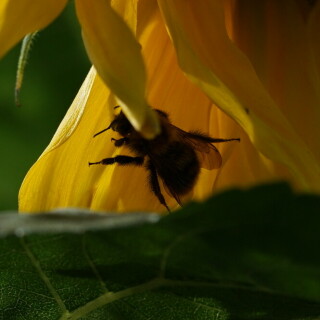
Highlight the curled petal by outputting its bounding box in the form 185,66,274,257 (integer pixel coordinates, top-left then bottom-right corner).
111,0,138,32
19,68,111,212
158,0,320,192
0,0,67,58
41,67,96,156
225,0,320,162
135,2,283,198
19,69,168,213
75,0,160,138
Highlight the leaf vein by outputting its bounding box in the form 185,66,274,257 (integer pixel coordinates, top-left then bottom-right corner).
81,234,109,293
19,237,69,315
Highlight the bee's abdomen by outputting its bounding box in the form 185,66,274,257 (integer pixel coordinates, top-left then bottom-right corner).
155,142,200,195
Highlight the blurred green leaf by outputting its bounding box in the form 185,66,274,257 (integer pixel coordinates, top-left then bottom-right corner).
0,183,319,319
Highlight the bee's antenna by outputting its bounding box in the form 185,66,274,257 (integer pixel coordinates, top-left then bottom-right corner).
88,161,101,166
93,125,112,138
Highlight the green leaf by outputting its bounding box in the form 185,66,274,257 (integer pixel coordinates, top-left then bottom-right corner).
0,183,319,319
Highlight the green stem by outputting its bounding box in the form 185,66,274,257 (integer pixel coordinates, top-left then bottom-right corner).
15,31,38,106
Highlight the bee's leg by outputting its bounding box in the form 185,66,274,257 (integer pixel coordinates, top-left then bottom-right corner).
208,138,240,143
89,155,144,166
146,161,171,213
187,132,240,144
111,137,128,147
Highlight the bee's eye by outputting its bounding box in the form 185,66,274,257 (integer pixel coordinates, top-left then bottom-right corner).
119,123,132,134
111,117,132,136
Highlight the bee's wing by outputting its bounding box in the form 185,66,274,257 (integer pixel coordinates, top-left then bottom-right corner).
163,182,183,206
171,125,222,170
195,145,222,170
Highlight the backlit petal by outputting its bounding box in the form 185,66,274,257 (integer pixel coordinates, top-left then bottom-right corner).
41,67,96,156
158,0,320,192
225,0,320,162
75,0,159,139
19,0,320,214
19,69,168,213
0,0,67,58
138,2,284,199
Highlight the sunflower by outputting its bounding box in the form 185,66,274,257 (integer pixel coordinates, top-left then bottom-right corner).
1,0,319,213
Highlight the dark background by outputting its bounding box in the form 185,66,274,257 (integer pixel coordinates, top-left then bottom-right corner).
0,2,91,210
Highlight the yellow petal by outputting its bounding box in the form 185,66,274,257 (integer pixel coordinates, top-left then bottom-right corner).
225,0,320,162
41,67,96,156
19,1,320,214
19,69,169,213
138,4,289,199
111,0,137,32
75,0,159,139
0,0,67,58
18,1,291,214
158,0,320,192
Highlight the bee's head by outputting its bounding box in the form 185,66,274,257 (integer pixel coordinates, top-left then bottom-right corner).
109,111,133,136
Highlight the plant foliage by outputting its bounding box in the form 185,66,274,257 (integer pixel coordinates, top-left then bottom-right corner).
0,183,319,319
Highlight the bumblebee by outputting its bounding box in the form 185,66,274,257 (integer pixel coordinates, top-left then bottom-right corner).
89,108,240,212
